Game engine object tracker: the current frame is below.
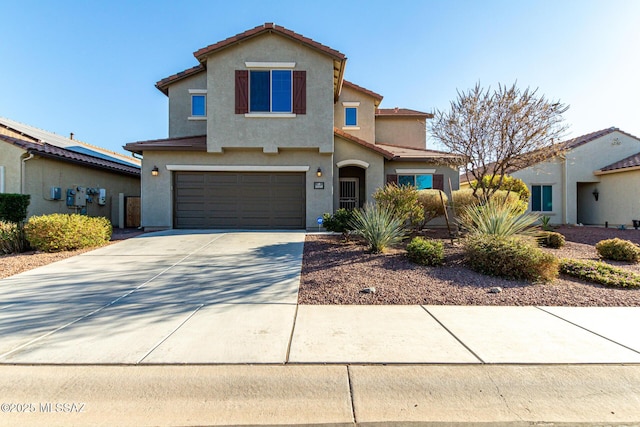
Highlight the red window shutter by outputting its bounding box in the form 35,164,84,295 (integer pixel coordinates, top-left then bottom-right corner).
235,70,249,114
433,174,444,190
293,70,306,114
386,174,398,185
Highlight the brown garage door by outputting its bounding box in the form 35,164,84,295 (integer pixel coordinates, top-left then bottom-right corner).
174,172,306,229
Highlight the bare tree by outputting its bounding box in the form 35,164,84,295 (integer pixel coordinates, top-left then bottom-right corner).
431,82,569,200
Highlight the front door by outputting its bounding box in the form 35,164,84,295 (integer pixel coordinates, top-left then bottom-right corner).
339,178,359,210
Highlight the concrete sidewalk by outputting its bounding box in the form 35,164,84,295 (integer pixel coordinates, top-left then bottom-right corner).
2,364,640,426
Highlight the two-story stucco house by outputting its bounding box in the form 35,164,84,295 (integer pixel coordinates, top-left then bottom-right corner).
125,23,463,230
461,127,640,227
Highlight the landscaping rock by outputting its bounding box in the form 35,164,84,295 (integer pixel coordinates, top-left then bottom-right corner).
360,287,376,294
489,287,502,294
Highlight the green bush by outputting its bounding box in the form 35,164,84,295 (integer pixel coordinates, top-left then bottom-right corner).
464,234,559,282
406,237,444,266
595,238,640,263
452,188,527,217
349,203,406,253
322,209,355,236
459,196,539,237
470,174,530,202
537,231,566,248
373,183,424,229
25,214,112,252
560,258,640,288
0,194,30,223
416,190,447,227
0,221,29,254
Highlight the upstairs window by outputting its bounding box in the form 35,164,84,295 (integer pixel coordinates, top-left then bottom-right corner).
250,70,292,113
189,89,207,120
235,69,306,115
531,185,553,211
345,107,357,126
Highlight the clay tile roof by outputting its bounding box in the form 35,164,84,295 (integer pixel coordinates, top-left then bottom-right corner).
598,152,640,174
342,80,383,102
376,142,466,163
124,135,207,155
193,23,346,62
334,128,394,160
0,134,140,177
376,108,433,118
156,64,206,95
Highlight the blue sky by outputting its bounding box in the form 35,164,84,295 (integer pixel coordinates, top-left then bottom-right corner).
1,0,639,155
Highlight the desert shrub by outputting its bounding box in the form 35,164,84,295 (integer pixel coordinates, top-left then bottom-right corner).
0,194,30,223
0,221,29,254
349,203,406,253
560,258,640,288
406,237,444,266
464,234,559,282
322,209,355,236
470,174,530,202
595,238,640,263
373,183,424,228
416,189,447,227
537,231,565,248
451,188,527,218
25,214,112,252
540,215,553,231
459,196,539,237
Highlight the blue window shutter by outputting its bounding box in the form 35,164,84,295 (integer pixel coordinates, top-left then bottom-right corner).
250,70,270,112
271,70,292,112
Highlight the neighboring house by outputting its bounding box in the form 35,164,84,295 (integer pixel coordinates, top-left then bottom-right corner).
461,127,640,226
125,23,464,230
0,117,141,227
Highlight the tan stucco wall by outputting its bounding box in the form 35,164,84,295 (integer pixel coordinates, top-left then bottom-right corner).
205,33,335,154
511,158,564,224
168,72,207,138
334,85,377,143
0,141,27,194
140,149,333,230
333,136,385,209
375,117,427,149
23,157,140,226
563,131,640,224
582,170,640,226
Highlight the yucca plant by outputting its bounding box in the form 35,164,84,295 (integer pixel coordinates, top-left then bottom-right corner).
460,196,540,237
349,203,406,253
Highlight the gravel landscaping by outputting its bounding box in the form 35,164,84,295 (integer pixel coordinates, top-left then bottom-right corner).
299,226,640,306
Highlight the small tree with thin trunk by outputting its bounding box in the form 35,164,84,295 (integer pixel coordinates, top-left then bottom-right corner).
431,82,568,201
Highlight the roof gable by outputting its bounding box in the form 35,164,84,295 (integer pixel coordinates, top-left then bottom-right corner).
376,108,432,118
341,80,383,105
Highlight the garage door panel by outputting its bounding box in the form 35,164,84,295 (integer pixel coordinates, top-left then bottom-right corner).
174,172,305,229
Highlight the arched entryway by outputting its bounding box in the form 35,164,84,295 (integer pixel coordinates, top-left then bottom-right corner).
338,165,366,209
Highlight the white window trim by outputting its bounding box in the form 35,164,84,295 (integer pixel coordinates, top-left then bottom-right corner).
395,169,436,174
342,126,360,130
342,101,360,107
337,159,369,169
245,113,296,118
165,165,310,172
245,61,295,69
189,89,207,119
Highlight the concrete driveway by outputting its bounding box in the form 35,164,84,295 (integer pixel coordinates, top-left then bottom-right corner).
0,230,305,364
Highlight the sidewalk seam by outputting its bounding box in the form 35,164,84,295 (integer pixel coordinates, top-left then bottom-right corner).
347,365,357,424
420,305,486,364
285,304,299,363
536,306,640,356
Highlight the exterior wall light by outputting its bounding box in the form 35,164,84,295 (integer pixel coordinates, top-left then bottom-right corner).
151,166,159,177
316,167,322,177
592,188,599,201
